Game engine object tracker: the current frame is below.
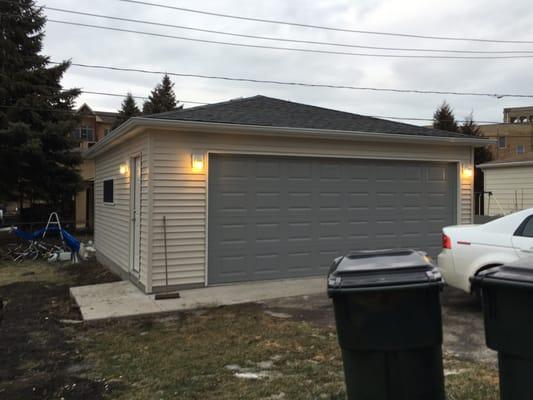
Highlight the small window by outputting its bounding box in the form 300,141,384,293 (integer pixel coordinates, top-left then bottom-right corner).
104,127,111,136
71,126,95,141
103,179,114,203
516,216,533,238
517,144,525,155
498,136,507,149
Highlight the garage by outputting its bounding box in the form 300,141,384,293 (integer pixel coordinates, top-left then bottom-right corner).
87,95,491,293
208,154,456,284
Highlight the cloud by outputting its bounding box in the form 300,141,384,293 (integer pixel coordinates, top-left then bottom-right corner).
41,0,533,124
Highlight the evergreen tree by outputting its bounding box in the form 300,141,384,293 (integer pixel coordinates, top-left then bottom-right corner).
0,0,81,211
460,113,493,165
433,101,458,132
112,93,141,129
142,74,182,115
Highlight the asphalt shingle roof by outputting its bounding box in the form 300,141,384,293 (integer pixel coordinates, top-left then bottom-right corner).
145,95,484,139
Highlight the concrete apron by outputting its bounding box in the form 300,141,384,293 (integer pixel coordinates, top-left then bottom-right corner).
70,277,326,322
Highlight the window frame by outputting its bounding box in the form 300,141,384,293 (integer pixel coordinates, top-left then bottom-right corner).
103,178,114,205
516,144,525,155
498,136,507,149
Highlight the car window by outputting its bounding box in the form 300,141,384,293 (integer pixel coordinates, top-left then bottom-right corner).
516,216,533,238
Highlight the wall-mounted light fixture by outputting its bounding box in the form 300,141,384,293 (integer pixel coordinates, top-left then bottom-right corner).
461,164,473,179
119,163,129,175
191,152,205,172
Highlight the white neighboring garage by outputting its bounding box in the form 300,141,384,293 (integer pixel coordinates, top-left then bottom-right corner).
85,95,491,293
479,154,533,216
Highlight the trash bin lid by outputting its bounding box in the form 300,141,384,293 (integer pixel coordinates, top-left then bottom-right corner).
327,249,442,293
472,256,533,288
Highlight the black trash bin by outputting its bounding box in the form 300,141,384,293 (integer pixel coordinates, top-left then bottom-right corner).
327,249,445,400
471,257,533,400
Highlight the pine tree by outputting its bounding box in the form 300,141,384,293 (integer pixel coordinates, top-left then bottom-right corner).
0,0,82,211
460,113,492,165
433,101,458,132
112,93,141,129
142,74,182,115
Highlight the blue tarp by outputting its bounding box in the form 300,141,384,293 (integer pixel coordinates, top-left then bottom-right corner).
12,226,81,253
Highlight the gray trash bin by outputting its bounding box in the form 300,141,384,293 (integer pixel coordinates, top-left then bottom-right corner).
328,249,445,400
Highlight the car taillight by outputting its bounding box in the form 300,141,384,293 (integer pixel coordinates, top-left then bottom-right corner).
442,234,452,249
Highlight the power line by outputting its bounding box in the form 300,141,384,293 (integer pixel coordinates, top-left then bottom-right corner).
0,104,506,125
42,6,533,55
41,18,533,60
119,0,533,45
57,61,533,99
81,90,207,105
0,69,207,104
373,115,503,124
0,104,76,114
0,75,208,105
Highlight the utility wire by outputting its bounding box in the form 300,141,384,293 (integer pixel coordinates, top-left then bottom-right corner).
82,90,207,104
119,0,533,45
42,18,533,60
42,6,533,55
0,104,505,125
56,61,533,99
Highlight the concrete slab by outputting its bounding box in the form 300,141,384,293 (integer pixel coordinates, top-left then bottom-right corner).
70,276,326,322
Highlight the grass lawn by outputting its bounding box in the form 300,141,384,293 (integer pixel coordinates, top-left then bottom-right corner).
0,259,499,399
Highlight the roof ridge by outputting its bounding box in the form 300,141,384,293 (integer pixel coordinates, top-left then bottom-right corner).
145,96,263,118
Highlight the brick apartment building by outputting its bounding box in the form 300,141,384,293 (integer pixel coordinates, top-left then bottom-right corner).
74,104,118,230
478,106,533,161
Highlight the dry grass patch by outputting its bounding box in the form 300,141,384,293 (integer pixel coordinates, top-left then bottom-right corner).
0,259,499,399
78,306,499,400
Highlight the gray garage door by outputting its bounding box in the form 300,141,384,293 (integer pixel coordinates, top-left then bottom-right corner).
208,154,456,285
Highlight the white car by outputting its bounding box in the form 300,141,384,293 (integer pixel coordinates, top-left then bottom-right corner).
438,208,533,293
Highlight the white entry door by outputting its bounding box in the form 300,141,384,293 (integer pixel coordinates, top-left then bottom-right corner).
131,156,141,275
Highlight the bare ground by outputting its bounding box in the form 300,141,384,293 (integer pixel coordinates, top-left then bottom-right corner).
0,260,499,399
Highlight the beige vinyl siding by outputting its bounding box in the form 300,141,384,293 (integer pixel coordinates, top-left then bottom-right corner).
94,133,150,289
483,165,533,216
150,130,474,289
460,180,473,223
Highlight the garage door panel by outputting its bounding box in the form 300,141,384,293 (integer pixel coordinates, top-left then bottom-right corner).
208,154,456,284
428,166,449,181
254,253,282,274
287,252,314,272
255,160,281,177
218,255,248,279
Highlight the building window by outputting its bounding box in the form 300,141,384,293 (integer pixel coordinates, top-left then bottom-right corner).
498,136,507,149
517,144,525,155
103,179,114,204
72,126,95,141
104,127,111,136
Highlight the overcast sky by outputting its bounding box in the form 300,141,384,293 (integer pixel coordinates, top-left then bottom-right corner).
40,0,533,125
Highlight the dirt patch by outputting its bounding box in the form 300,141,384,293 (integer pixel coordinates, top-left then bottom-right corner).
0,260,119,399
